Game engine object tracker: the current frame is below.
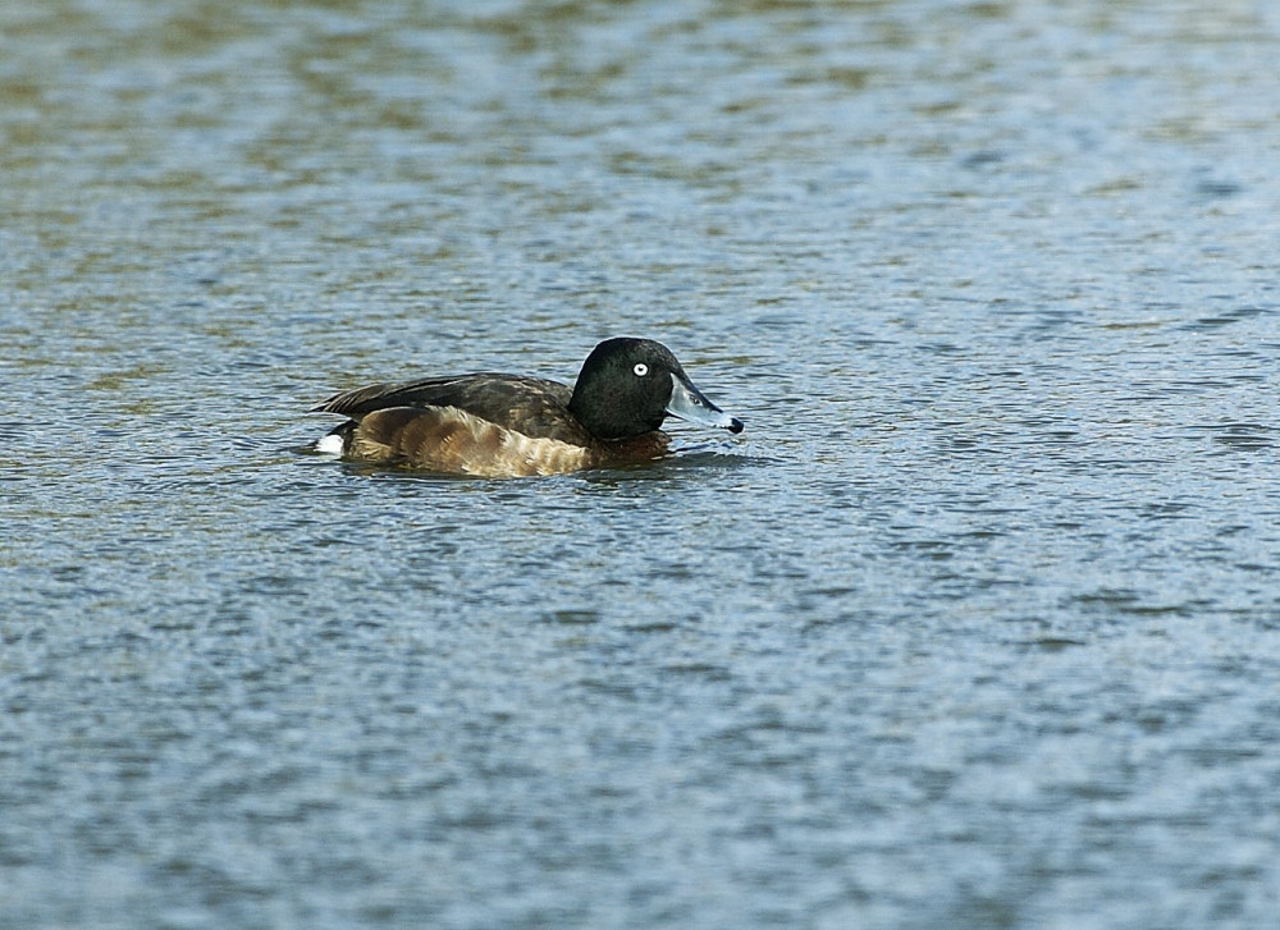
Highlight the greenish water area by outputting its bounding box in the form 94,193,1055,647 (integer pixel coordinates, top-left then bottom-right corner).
3,1,1279,927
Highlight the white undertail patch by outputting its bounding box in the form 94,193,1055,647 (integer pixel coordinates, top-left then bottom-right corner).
315,433,345,455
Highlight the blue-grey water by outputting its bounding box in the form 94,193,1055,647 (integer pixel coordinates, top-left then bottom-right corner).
3,1,1280,928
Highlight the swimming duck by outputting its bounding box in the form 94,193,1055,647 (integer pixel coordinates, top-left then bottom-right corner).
311,337,744,477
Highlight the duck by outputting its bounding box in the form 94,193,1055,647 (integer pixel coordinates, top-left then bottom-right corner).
311,337,744,477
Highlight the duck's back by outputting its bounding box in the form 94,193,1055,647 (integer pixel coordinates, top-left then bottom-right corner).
313,373,585,445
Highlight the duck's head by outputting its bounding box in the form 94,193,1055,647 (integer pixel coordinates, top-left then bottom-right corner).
569,337,745,441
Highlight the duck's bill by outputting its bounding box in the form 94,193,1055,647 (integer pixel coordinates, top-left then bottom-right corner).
667,373,745,434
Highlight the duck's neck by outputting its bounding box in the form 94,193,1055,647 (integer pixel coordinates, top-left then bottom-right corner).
568,388,662,440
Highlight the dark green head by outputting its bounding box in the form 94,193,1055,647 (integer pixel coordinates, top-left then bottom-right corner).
568,337,744,441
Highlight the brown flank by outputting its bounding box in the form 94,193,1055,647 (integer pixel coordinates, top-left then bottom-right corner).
346,405,670,477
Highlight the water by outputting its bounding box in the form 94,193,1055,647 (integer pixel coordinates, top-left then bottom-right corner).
4,1,1280,927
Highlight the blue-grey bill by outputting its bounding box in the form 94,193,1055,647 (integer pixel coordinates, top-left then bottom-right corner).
666,373,745,433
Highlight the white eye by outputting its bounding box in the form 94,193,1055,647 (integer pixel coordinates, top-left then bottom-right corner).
633,363,649,376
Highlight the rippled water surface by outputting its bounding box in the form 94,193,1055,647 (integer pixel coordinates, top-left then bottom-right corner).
4,1,1280,927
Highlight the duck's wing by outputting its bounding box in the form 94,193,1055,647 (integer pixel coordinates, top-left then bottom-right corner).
312,374,583,443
